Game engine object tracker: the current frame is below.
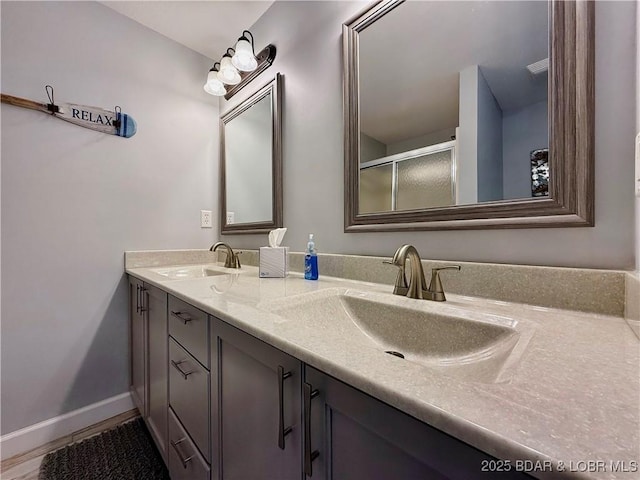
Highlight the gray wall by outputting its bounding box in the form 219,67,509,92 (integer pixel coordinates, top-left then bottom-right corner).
476,67,504,202
386,128,456,156
222,0,636,270
1,2,218,434
456,65,480,204
502,100,549,200
360,133,386,163
637,0,640,272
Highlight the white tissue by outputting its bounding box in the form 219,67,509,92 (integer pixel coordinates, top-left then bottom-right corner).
268,228,287,247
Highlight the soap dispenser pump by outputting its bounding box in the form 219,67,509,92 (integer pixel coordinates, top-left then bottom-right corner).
304,234,319,280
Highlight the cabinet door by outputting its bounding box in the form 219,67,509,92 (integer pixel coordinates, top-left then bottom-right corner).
145,283,168,460
129,276,146,416
212,318,302,480
304,367,532,480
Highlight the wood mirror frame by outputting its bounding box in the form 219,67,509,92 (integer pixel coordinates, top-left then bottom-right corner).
220,73,283,234
343,0,594,231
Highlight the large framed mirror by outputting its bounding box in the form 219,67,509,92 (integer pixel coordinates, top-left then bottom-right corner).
221,73,283,234
344,0,594,231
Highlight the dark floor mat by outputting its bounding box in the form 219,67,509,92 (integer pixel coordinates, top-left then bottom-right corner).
39,417,170,480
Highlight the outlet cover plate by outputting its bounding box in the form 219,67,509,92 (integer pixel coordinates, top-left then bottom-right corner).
201,210,212,228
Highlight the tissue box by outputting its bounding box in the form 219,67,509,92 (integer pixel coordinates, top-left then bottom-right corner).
259,247,289,278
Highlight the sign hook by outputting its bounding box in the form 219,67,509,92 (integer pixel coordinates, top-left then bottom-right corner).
45,85,59,114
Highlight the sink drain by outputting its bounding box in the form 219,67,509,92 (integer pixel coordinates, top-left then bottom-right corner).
385,351,405,359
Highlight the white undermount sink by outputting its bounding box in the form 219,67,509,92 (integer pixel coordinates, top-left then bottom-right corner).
262,288,534,383
151,264,230,279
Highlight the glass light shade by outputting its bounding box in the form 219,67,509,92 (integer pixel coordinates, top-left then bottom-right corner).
217,56,241,85
204,70,226,96
231,38,258,72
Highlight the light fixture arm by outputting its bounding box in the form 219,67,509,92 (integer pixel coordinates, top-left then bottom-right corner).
241,30,254,47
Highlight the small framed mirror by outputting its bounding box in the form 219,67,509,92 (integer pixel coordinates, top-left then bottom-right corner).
220,73,283,234
344,0,594,231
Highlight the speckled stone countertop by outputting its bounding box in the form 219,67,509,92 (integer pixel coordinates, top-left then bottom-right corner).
126,261,639,480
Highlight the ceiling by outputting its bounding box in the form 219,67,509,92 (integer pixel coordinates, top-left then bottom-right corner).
100,1,275,61
359,1,549,146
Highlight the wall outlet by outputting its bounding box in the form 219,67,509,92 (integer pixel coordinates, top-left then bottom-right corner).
200,210,212,228
226,212,235,224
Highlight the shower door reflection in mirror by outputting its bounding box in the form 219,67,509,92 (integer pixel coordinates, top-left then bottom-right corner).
360,142,456,213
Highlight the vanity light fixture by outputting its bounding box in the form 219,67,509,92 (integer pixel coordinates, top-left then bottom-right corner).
232,30,258,72
203,62,227,96
218,48,242,85
204,30,277,100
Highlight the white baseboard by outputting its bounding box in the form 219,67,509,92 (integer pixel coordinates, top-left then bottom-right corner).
0,392,134,461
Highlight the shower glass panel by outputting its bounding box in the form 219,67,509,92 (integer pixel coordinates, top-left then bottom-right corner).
360,163,393,213
358,141,455,214
396,150,454,210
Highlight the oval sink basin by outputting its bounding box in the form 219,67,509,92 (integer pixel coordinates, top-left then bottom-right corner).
151,265,230,279
262,288,534,383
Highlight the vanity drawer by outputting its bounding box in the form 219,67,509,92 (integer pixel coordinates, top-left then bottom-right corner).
168,407,210,480
168,295,209,368
169,338,210,462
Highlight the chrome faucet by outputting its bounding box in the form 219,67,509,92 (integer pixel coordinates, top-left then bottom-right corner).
385,245,460,301
210,242,241,269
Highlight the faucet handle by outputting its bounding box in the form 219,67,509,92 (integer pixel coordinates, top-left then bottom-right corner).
383,259,408,294
432,265,461,274
428,265,460,301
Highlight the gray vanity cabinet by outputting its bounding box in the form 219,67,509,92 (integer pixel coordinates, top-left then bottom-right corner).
129,276,534,480
128,276,168,461
304,366,532,480
211,318,302,480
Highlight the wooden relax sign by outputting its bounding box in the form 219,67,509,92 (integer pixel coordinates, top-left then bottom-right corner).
1,92,137,138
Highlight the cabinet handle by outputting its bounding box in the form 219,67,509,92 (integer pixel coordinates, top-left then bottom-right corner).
170,438,194,469
303,382,319,477
170,310,192,324
135,285,140,313
277,365,293,450
171,359,195,380
139,287,147,313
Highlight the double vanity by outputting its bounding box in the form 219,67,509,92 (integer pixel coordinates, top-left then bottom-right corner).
126,249,638,480
123,1,635,478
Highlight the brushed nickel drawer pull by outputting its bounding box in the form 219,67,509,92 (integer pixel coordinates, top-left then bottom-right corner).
171,311,193,324
303,382,320,476
139,287,147,313
277,365,293,450
170,438,194,469
135,285,140,313
171,359,195,379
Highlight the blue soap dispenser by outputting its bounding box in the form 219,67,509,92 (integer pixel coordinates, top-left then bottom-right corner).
304,234,319,280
